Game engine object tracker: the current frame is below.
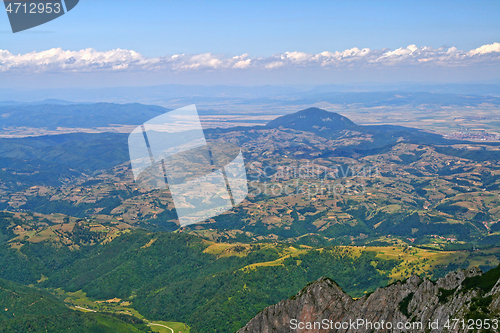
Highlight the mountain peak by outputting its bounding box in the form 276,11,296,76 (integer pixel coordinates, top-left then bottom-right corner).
238,266,500,333
266,107,357,134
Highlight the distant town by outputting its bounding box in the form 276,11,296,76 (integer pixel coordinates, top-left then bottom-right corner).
445,131,500,141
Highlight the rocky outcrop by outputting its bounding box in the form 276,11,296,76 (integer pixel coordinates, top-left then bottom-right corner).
238,266,500,333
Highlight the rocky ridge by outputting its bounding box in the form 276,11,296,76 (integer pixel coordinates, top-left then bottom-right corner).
238,266,500,333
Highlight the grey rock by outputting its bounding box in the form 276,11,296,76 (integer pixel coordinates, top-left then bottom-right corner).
238,267,500,333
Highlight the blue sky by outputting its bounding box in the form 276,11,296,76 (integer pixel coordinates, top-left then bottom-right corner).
2,0,499,56
1,0,499,87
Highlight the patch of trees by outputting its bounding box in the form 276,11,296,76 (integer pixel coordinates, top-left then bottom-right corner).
70,222,104,245
436,203,468,215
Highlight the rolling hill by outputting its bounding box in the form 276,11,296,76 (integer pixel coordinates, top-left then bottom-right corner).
1,107,499,247
0,278,152,333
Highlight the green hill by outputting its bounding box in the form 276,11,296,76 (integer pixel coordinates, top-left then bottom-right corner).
0,230,400,333
0,278,152,333
0,218,498,332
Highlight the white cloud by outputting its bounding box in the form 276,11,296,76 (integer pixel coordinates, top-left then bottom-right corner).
264,61,284,69
0,48,149,73
0,43,499,74
469,42,500,56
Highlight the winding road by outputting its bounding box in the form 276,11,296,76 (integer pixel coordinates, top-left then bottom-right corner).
74,306,96,312
148,323,174,333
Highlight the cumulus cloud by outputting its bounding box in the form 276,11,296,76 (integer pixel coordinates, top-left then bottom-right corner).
469,42,500,56
0,43,499,73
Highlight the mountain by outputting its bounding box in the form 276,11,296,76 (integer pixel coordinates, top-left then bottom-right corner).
0,107,463,180
0,132,130,192
0,103,499,331
266,107,458,147
238,265,500,332
286,91,500,107
3,86,500,106
0,132,129,172
0,103,169,129
266,107,358,133
1,106,500,246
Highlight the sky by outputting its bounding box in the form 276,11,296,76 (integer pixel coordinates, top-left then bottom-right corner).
1,0,499,88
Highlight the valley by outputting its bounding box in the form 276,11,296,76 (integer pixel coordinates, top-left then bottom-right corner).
0,102,499,332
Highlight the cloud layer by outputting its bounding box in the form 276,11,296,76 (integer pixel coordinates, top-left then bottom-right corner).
1,43,499,73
